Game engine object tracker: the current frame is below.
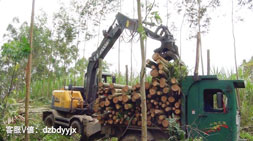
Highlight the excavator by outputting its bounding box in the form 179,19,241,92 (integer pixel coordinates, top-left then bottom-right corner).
42,12,179,140
42,13,245,141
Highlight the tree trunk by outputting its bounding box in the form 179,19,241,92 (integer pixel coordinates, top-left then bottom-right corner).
194,32,200,81
231,0,241,110
25,0,35,140
207,49,210,75
137,0,147,140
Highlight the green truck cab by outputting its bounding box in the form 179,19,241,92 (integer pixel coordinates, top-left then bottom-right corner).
181,75,244,140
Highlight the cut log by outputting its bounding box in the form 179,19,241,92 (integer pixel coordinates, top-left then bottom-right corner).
159,115,166,120
108,119,113,125
101,83,132,89
149,87,157,95
152,79,159,87
115,89,122,93
161,103,166,108
98,82,104,87
174,102,181,108
175,109,181,115
168,96,175,103
122,85,130,93
154,109,164,115
105,107,112,111
113,115,117,120
171,84,180,92
114,119,119,124
124,103,133,110
161,96,167,103
162,119,169,128
118,95,123,102
132,92,141,102
150,69,159,77
153,53,170,66
113,97,119,104
108,95,113,100
146,59,158,68
159,78,168,88
166,101,170,105
122,94,131,103
115,104,121,109
157,91,162,96
154,101,158,106
165,107,171,112
99,101,105,107
105,99,110,106
152,53,160,61
170,77,178,84
163,87,170,94
158,62,169,72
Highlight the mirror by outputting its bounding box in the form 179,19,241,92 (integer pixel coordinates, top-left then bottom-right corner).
112,76,116,83
217,92,223,108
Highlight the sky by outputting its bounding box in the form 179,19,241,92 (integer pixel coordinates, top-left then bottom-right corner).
0,0,252,76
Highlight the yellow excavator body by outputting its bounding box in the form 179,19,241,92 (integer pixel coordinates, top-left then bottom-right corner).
52,90,84,112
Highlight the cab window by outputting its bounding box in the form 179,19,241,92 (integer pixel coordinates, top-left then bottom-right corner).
204,89,227,112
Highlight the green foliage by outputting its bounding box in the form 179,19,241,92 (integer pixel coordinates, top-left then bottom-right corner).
167,61,188,84
150,11,162,25
180,0,220,37
137,25,147,40
240,131,253,140
166,116,185,141
110,137,118,141
1,36,30,62
0,98,20,140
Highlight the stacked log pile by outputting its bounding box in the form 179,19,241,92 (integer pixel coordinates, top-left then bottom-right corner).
94,53,183,128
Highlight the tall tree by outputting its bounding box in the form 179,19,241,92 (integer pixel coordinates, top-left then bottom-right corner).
137,0,148,140
25,0,35,140
179,0,220,76
231,0,241,110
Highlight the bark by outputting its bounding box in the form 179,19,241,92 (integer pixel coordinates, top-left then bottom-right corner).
25,0,35,140
137,0,148,140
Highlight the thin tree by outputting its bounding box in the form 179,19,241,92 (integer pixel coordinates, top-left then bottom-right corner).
25,0,35,140
130,0,135,83
194,32,201,80
231,0,241,108
183,0,220,77
117,0,122,83
197,0,204,76
194,0,202,80
231,0,238,80
137,0,148,140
